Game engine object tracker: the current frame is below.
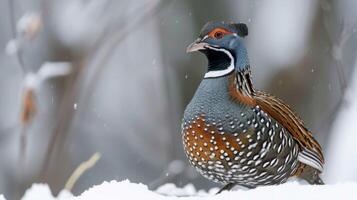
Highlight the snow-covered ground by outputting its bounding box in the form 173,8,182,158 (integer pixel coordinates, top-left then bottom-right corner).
4,180,357,200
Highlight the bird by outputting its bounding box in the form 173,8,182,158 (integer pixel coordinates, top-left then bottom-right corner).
181,21,324,193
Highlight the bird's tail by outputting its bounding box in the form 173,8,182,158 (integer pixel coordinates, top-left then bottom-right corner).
294,163,324,185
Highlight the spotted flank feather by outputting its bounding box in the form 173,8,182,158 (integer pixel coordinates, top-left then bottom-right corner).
228,71,324,172
182,107,300,187
253,91,324,172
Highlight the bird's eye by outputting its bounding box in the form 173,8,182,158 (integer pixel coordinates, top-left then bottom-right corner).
214,31,224,39
208,28,232,39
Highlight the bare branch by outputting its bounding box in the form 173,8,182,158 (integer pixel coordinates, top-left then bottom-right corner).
8,0,26,73
40,0,173,179
316,9,354,133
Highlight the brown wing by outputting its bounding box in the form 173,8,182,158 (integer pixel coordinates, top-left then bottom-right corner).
227,73,324,171
253,91,324,171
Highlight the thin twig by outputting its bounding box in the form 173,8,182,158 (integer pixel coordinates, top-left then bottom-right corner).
332,22,351,92
315,6,353,134
8,0,26,74
40,65,81,180
9,0,29,197
18,125,28,173
64,152,101,191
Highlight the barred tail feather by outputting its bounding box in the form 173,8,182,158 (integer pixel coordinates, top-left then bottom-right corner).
298,147,323,172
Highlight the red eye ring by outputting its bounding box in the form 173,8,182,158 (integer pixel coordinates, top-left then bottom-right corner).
208,28,233,39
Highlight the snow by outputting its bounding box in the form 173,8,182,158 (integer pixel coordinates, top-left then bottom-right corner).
5,13,42,55
16,13,42,40
155,183,217,196
20,184,72,200
5,39,19,55
23,62,72,89
70,180,357,200
2,180,356,200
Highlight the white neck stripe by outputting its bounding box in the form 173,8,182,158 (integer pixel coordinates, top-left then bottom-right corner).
204,47,235,78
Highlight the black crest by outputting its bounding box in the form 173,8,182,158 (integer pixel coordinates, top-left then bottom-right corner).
234,23,248,37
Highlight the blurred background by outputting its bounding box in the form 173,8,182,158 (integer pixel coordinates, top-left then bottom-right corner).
0,0,357,199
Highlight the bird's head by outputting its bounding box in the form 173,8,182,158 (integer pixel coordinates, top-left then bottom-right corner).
187,21,249,78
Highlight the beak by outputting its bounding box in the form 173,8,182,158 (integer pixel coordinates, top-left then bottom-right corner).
186,38,208,53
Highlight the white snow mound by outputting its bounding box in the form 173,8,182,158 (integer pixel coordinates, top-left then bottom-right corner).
21,184,73,200
2,180,357,200
73,180,357,200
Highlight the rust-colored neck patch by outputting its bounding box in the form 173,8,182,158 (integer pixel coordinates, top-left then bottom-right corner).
228,72,256,106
